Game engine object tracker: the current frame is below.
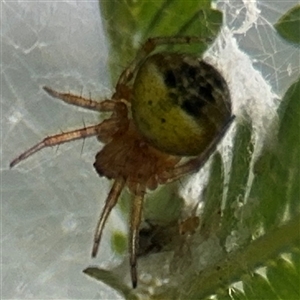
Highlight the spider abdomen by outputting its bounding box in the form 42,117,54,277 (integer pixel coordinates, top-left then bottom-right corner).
132,53,231,156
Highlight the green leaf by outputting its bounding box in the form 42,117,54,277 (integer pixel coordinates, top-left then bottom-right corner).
154,216,300,299
242,273,279,300
275,5,300,44
218,124,253,244
163,78,300,299
83,267,138,300
111,230,127,255
100,0,222,81
267,256,300,299
87,1,300,299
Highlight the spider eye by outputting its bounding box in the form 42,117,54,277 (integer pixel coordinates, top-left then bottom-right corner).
131,53,232,156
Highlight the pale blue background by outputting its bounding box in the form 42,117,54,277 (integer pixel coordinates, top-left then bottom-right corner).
1,0,299,299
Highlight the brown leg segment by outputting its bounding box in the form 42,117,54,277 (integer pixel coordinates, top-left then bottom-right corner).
129,184,145,288
92,178,126,257
10,124,102,168
43,86,118,112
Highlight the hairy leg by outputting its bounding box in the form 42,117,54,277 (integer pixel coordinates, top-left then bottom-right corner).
44,86,118,112
92,178,126,257
129,184,145,288
9,121,118,168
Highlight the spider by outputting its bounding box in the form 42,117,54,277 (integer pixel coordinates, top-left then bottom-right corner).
10,36,234,288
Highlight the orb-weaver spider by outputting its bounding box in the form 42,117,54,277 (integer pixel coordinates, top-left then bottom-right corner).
10,36,234,288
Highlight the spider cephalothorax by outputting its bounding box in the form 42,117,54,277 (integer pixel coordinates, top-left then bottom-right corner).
10,36,234,288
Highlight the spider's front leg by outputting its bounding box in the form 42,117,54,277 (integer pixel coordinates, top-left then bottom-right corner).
10,88,124,168
43,86,118,112
10,125,100,168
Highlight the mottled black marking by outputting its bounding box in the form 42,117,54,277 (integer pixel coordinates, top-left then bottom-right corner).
169,91,179,105
181,96,205,118
212,76,224,90
165,59,229,119
161,118,166,123
148,100,153,106
164,69,177,88
181,63,197,80
198,84,215,103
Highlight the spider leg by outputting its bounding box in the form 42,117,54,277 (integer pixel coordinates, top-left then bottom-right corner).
129,184,145,288
115,35,212,90
92,178,125,257
159,115,236,183
10,124,104,168
44,86,117,112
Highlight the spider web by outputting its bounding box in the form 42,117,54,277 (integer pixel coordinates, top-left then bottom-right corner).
181,0,299,207
2,2,123,299
1,0,299,299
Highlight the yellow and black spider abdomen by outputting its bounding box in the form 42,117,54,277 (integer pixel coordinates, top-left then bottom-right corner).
132,53,231,156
